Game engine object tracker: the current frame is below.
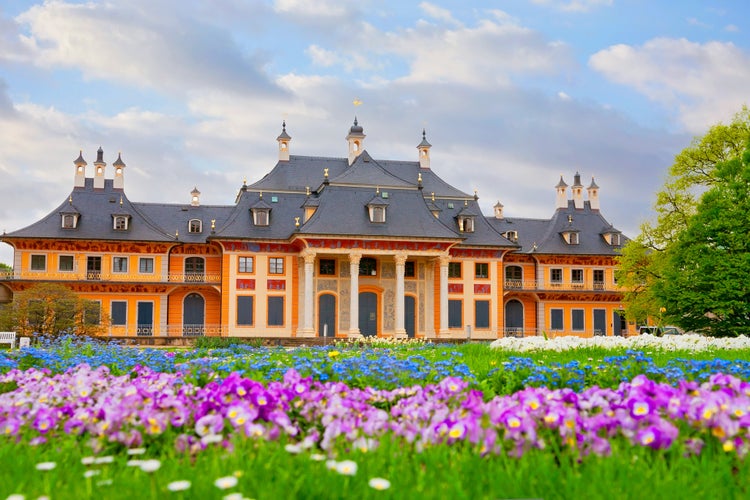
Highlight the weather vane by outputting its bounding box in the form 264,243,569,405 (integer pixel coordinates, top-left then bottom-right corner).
353,97,362,107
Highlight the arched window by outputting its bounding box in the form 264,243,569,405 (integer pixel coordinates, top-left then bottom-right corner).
188,219,202,233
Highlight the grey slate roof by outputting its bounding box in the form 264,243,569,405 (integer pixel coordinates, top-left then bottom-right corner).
298,185,461,239
5,179,175,242
212,189,307,240
486,200,628,255
329,151,414,188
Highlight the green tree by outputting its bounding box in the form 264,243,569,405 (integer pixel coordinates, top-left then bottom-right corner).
0,283,107,337
0,263,11,275
657,141,750,336
616,106,750,324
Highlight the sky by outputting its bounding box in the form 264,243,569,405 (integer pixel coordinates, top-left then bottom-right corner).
0,0,748,265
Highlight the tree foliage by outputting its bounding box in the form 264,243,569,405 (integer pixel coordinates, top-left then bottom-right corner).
616,106,750,326
657,141,750,336
0,283,107,336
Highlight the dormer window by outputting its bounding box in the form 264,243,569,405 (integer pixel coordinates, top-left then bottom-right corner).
371,206,386,223
113,215,131,231
252,208,270,226
189,219,202,233
505,230,518,242
367,194,389,223
61,213,79,229
457,216,475,233
602,231,621,246
562,231,579,245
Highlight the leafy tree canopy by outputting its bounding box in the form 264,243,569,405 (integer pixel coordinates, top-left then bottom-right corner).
0,283,106,337
657,141,750,336
616,106,750,325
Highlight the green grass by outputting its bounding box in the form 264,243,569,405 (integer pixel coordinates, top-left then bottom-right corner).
2,435,748,500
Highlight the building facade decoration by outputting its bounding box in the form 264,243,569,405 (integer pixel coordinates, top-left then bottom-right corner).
0,120,635,339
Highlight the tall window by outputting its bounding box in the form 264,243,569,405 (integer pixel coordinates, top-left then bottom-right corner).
475,300,490,329
111,301,127,326
268,296,284,326
87,256,102,280
475,263,489,279
505,265,523,288
112,256,128,273
593,269,605,290
550,309,563,330
139,257,154,274
448,262,462,278
448,300,463,328
572,309,584,331
185,257,205,281
239,256,254,273
30,254,46,271
237,296,254,326
59,255,74,272
571,269,584,285
269,257,284,274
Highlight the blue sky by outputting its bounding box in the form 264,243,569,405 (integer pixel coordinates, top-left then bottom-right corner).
0,0,748,265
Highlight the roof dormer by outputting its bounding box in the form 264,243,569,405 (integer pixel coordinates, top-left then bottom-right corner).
456,201,478,233
366,189,389,223
250,194,272,226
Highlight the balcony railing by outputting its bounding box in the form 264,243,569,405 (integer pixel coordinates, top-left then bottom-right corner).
503,280,618,292
108,324,229,337
1,271,222,284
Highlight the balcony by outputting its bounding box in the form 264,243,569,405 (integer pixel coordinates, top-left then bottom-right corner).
1,270,222,284
502,280,616,292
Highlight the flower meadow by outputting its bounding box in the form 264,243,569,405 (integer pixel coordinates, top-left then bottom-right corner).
1,335,750,499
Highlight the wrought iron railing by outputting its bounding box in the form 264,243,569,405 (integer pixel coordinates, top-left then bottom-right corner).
109,324,229,337
1,271,222,284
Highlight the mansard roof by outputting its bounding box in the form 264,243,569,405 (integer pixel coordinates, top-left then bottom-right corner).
4,178,175,242
298,185,460,239
487,200,628,255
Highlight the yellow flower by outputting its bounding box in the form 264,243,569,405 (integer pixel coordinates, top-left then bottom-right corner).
328,350,340,358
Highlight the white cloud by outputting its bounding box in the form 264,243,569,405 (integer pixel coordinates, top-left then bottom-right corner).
589,38,750,133
273,0,354,18
530,0,613,13
419,2,461,27
10,1,276,96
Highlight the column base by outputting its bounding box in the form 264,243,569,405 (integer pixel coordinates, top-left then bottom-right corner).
297,328,316,338
347,329,363,338
394,329,407,338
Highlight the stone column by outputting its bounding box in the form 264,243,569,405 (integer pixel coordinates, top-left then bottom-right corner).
394,252,407,337
348,252,362,337
439,253,450,335
300,250,316,336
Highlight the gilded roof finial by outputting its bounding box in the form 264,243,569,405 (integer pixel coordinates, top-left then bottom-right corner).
324,168,329,178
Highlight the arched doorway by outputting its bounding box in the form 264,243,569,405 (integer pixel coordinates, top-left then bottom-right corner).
318,294,336,338
404,295,416,338
183,293,205,336
359,291,378,337
505,299,524,337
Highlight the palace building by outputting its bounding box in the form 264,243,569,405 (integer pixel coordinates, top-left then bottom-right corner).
0,120,634,339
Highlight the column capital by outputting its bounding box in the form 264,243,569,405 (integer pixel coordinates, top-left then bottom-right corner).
394,252,408,266
438,252,451,267
301,249,316,265
349,251,362,265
